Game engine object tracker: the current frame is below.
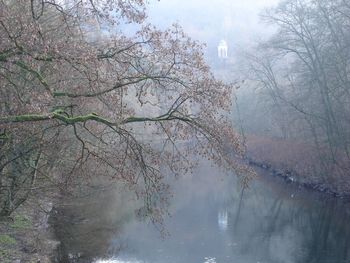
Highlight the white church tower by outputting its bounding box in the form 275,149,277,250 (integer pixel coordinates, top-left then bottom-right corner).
217,40,228,59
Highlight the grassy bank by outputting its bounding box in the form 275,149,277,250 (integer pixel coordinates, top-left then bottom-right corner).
0,195,59,262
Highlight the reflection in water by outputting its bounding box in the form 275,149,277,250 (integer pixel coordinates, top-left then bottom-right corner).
233,187,245,230
52,161,350,263
218,210,228,231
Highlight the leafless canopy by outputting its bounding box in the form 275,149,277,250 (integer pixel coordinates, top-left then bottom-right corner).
0,0,248,219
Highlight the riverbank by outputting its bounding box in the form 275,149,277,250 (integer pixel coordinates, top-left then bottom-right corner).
245,135,350,198
0,194,59,262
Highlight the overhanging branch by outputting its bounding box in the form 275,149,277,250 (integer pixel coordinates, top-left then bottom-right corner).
0,109,194,127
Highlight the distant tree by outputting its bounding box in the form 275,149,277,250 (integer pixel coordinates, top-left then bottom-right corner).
0,0,247,219
244,0,350,175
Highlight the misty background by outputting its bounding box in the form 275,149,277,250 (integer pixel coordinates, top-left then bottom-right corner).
147,0,350,188
147,0,279,60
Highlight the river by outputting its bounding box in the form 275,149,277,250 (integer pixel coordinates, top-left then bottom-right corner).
51,161,350,263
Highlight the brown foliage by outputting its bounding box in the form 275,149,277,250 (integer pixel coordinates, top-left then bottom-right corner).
0,0,247,218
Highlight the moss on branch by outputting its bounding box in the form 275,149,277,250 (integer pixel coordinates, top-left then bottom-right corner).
0,114,52,123
0,110,194,128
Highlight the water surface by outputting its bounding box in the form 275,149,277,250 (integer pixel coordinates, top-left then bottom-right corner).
52,162,350,263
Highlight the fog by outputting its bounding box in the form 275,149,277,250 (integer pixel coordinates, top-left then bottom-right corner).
147,0,279,55
1,0,350,261
149,0,350,193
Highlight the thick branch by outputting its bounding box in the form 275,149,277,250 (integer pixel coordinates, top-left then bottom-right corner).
0,110,194,127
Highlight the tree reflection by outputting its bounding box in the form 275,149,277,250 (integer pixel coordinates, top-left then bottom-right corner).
227,179,350,263
51,184,138,262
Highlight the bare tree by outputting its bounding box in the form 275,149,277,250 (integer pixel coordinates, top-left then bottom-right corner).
0,0,248,219
243,0,350,177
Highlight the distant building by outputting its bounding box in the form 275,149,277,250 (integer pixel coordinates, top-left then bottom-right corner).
217,40,228,59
